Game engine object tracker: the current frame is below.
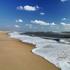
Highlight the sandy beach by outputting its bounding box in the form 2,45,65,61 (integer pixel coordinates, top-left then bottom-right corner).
0,32,60,70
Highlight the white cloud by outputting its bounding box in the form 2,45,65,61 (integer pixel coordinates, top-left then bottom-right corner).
16,19,23,23
14,25,20,28
25,24,33,29
40,12,45,15
62,23,70,31
31,20,49,25
17,5,39,11
62,18,67,21
60,22,70,26
24,5,39,11
60,0,68,2
16,6,24,10
36,5,39,9
60,22,66,25
51,22,56,25
24,5,36,11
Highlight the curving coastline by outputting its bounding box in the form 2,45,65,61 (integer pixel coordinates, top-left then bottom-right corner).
0,31,59,70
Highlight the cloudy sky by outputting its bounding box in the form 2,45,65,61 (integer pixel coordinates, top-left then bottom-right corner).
0,0,70,32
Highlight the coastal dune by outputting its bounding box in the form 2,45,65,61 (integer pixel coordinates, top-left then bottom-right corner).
0,32,59,70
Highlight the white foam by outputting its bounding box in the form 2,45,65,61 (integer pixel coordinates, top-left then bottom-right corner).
32,43,70,68
9,32,57,47
9,32,70,68
60,39,70,44
59,60,70,70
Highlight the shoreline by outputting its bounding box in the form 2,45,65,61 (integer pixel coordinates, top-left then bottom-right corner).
0,31,59,70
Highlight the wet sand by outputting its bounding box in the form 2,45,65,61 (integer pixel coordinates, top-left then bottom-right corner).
0,32,60,70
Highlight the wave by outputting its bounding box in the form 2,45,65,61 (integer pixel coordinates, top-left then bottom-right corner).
8,32,70,69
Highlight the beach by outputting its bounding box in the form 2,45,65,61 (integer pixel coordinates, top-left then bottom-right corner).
0,32,60,70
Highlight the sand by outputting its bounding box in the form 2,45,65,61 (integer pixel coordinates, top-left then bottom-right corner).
0,32,60,70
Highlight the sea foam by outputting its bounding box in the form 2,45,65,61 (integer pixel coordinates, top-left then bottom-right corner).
9,32,70,69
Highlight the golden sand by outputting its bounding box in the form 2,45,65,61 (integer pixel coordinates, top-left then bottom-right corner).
0,32,60,70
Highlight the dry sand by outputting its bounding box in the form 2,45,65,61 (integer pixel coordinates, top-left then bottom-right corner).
0,32,60,70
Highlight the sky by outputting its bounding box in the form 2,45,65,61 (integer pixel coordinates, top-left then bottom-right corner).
0,0,70,32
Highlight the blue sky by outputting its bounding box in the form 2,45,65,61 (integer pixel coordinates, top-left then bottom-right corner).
0,0,16,25
0,0,70,32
